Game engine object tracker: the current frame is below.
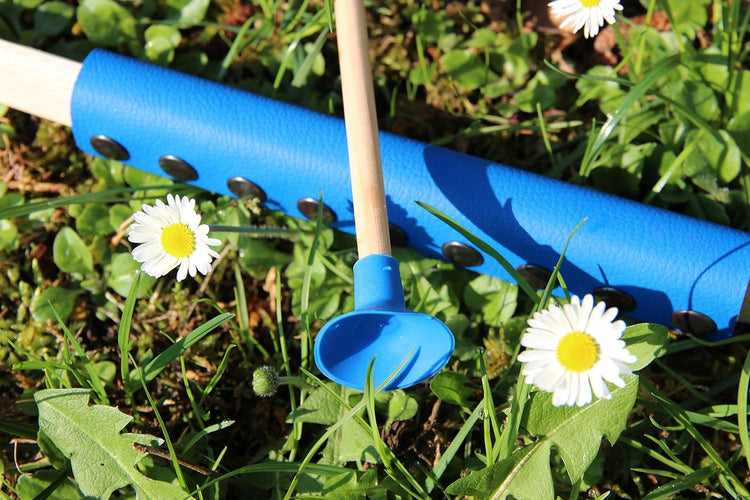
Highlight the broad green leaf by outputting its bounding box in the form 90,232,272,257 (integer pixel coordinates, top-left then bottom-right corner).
77,0,137,46
238,236,292,279
445,441,553,500
166,0,209,24
728,70,750,116
694,47,729,94
524,373,639,483
144,24,181,65
34,388,194,499
411,7,453,43
321,468,387,499
698,130,741,183
621,323,668,371
123,166,169,187
442,49,498,90
13,0,44,9
109,203,134,232
106,253,156,298
31,286,82,322
287,382,347,425
33,1,75,36
663,0,710,39
16,470,81,500
464,275,517,326
288,384,378,464
430,371,474,406
53,227,93,274
0,218,18,250
515,71,557,113
670,80,720,124
76,204,113,237
386,390,418,424
727,112,750,160
575,66,625,113
321,418,379,464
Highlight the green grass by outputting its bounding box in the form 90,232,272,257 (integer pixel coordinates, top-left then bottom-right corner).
1,0,749,498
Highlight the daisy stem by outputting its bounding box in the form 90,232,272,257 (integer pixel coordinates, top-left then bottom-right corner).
277,376,314,391
478,348,502,464
208,225,298,240
495,367,530,461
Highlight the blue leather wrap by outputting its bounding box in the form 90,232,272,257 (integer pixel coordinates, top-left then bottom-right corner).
70,49,749,338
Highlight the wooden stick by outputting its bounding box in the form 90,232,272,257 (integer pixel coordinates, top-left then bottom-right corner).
0,39,81,126
334,0,391,258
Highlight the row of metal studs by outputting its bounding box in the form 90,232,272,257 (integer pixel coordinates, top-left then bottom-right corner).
89,134,719,337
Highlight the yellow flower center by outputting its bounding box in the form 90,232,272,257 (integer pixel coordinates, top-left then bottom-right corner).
580,0,601,6
556,331,599,372
161,223,195,258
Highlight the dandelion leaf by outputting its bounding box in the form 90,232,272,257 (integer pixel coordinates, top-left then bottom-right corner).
445,441,553,500
34,388,193,500
448,375,637,499
524,373,638,483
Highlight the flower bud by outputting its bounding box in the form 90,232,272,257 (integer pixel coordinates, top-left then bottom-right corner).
252,366,279,397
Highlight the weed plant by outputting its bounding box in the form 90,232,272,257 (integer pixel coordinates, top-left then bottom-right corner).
1,0,749,499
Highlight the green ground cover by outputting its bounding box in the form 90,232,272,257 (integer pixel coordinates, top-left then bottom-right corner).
1,0,749,498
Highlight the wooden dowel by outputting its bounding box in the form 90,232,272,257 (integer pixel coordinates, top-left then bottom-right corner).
0,39,81,127
334,0,391,258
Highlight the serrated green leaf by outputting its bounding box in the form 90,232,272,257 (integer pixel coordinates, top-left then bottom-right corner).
524,374,639,483
34,388,193,499
622,323,668,371
287,382,347,425
445,441,553,500
53,227,93,274
15,470,81,500
38,428,72,473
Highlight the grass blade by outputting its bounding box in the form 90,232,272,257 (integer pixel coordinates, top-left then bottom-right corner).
133,312,234,390
416,201,540,304
737,348,750,471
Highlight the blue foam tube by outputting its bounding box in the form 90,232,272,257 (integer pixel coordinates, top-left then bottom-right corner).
69,49,749,338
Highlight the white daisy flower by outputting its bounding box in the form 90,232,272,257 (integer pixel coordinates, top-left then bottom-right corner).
127,194,221,282
517,294,637,407
549,0,623,38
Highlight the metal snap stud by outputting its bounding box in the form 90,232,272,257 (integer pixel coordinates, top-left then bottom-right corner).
297,197,337,223
227,177,267,202
388,223,408,247
158,155,198,181
516,264,552,289
442,241,483,267
90,135,129,161
671,310,717,336
593,286,636,313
